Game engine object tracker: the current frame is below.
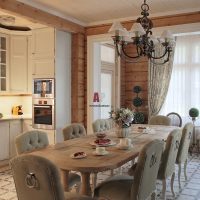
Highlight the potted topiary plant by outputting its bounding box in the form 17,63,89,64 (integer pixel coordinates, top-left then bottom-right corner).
189,107,199,121
132,86,145,124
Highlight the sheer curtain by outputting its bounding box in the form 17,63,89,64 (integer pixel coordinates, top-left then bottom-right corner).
160,34,200,125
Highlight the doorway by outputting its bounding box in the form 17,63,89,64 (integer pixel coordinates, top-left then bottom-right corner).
87,34,120,133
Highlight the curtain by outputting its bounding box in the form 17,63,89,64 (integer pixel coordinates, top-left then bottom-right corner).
160,34,200,126
148,43,175,119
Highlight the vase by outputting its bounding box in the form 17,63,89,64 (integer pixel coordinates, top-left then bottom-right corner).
116,127,130,138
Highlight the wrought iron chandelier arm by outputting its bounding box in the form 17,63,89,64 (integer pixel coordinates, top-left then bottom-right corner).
121,42,142,59
115,42,122,57
149,47,171,60
110,0,173,64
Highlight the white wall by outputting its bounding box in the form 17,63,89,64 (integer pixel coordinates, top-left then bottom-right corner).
55,30,71,143
0,96,32,115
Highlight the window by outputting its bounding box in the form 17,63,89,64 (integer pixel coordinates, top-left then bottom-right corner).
101,45,115,63
160,34,200,125
100,44,115,119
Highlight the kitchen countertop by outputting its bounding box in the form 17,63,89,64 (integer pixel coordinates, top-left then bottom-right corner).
0,114,32,121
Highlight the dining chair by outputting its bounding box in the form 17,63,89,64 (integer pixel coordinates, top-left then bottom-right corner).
10,154,95,200
94,139,164,200
92,119,115,188
149,115,171,126
176,122,193,189
62,123,86,140
15,130,81,192
157,128,181,199
92,119,113,132
166,112,182,127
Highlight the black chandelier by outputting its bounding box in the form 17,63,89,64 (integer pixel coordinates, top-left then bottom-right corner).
108,0,174,64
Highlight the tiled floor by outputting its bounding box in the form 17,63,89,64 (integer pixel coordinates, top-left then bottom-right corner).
0,155,200,200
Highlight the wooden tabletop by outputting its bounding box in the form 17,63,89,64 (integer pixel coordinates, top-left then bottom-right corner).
29,124,179,195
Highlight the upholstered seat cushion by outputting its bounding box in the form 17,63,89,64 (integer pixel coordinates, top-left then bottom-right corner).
68,173,81,188
94,175,133,200
15,130,49,155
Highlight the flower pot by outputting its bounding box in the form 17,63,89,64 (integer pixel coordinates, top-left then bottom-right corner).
116,127,130,138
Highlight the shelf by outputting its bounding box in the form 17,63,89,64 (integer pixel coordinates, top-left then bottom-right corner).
0,93,32,96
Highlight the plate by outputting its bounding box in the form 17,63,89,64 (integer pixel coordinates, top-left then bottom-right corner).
70,152,87,159
116,144,133,150
93,151,109,156
90,139,116,147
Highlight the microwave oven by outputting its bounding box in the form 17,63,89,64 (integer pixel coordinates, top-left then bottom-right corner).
33,78,55,98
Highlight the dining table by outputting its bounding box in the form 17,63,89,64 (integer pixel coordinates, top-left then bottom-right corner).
29,124,179,196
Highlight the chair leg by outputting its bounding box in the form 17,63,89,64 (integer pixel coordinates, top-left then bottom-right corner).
92,173,97,190
171,172,175,197
184,158,188,181
75,182,81,193
162,179,166,200
178,163,181,189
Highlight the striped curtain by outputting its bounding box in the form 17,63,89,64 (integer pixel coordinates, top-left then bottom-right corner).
148,42,175,119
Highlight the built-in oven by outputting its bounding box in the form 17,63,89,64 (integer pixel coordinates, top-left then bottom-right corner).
32,98,55,130
33,78,55,98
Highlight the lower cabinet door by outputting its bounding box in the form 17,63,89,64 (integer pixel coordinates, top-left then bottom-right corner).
9,120,22,158
0,121,9,160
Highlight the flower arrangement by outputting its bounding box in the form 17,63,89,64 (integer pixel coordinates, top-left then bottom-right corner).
110,108,134,128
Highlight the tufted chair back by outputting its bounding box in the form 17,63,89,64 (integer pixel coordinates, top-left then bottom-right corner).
15,130,49,155
157,129,181,179
62,123,86,141
176,123,193,164
10,154,65,200
131,140,164,200
149,115,171,126
92,119,112,133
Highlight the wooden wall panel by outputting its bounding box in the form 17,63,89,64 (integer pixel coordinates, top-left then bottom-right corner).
119,46,149,122
71,33,85,124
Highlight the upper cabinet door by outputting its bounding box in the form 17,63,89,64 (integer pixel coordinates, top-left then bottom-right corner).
32,27,55,59
10,35,28,93
0,33,8,92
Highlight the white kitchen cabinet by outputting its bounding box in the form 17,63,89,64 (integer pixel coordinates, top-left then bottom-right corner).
0,34,9,92
9,120,22,158
22,119,34,132
9,35,28,93
32,58,55,78
0,121,9,160
32,27,55,78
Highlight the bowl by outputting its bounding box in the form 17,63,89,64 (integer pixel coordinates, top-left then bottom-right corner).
95,132,107,139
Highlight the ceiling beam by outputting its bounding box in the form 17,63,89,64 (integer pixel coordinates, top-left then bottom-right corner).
86,11,200,36
0,0,85,33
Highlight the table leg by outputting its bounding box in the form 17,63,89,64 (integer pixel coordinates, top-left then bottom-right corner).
60,169,70,191
80,172,92,196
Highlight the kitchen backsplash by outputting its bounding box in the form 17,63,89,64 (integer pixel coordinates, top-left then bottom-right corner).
0,96,32,115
